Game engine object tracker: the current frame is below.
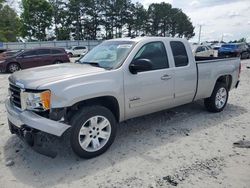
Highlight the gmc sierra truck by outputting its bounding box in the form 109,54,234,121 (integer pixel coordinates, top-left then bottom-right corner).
5,37,241,158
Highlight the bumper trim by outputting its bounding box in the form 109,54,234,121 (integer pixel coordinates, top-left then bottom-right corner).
5,99,71,136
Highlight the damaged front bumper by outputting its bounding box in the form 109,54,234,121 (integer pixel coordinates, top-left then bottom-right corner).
5,99,71,157
5,99,70,136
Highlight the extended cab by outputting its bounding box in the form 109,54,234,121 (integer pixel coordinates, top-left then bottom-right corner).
5,37,241,158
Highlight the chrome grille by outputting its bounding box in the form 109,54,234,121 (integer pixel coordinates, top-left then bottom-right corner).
9,83,21,108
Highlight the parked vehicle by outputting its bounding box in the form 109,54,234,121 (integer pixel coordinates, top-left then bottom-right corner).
218,43,250,59
0,49,7,54
66,46,88,57
5,37,241,158
192,45,215,57
0,47,70,73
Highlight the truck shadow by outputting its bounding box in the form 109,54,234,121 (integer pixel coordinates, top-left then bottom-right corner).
3,101,247,187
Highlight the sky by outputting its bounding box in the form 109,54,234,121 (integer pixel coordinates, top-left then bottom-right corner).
8,0,250,42
136,0,250,42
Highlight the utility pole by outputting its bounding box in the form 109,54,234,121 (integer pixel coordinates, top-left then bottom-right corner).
221,34,224,42
198,25,202,44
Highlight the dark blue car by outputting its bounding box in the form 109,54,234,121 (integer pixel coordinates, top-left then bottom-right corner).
218,43,250,59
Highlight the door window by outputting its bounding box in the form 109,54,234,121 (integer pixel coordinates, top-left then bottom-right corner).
133,41,169,71
37,49,50,55
196,46,203,53
170,41,189,67
22,50,37,57
51,49,63,54
74,46,86,50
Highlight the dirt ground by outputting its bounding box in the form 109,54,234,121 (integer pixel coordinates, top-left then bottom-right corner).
0,59,249,188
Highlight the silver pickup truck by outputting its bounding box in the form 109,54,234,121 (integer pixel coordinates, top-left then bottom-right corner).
5,37,241,158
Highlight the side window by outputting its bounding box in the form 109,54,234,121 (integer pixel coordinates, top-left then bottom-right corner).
37,49,50,55
170,41,189,67
78,46,86,50
196,46,202,53
51,49,63,54
22,50,37,57
134,42,169,71
202,46,207,51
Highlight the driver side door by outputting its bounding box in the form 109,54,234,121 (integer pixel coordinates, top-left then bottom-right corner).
124,41,175,119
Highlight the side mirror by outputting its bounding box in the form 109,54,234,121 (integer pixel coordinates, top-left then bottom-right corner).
129,59,152,74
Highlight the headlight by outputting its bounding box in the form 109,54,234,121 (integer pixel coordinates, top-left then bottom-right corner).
21,90,51,111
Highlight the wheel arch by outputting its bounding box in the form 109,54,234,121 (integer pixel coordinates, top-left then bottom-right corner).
66,96,120,122
215,75,232,90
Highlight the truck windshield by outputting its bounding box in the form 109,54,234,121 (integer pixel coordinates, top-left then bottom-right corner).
77,41,135,69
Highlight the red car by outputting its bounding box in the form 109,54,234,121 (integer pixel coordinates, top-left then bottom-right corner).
0,47,70,73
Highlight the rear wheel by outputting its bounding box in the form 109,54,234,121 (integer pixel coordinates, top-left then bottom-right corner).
68,53,73,58
204,83,228,113
54,60,62,64
70,105,117,158
7,63,20,73
241,52,248,59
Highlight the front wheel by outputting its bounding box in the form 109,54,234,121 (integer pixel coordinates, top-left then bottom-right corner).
7,63,20,73
70,105,117,158
204,83,229,113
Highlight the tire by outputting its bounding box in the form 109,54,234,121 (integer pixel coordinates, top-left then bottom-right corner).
54,60,62,64
241,52,248,59
70,105,117,159
7,62,20,73
204,83,229,113
68,53,73,58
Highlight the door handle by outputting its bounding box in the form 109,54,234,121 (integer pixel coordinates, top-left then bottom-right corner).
161,74,172,80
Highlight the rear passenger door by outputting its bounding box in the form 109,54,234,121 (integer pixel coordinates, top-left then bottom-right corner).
170,41,197,105
124,41,175,119
18,50,39,69
36,49,53,66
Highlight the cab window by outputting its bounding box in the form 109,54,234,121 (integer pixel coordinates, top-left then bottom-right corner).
170,41,189,67
133,41,169,71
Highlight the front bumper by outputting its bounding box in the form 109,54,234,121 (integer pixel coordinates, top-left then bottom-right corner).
0,62,6,72
5,99,71,136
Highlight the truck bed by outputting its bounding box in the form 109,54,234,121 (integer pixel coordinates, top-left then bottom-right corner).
194,57,240,101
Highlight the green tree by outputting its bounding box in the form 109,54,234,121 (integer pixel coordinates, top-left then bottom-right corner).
21,0,53,41
147,2,194,39
49,0,70,40
83,0,102,39
0,0,5,9
0,4,21,42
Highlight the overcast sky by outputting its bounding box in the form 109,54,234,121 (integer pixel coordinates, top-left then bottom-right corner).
136,0,250,42
9,0,250,42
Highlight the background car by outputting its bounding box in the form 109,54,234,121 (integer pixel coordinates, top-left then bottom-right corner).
218,43,250,59
65,46,88,57
0,49,7,54
0,47,70,73
192,45,215,57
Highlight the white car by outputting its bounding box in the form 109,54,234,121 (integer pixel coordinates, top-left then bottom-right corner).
66,46,88,57
192,45,214,57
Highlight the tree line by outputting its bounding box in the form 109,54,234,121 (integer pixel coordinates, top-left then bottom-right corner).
0,0,195,42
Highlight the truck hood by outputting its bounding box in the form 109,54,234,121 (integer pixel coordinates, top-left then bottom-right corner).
9,63,106,89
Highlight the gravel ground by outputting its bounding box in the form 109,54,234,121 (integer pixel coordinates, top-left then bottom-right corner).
0,59,249,188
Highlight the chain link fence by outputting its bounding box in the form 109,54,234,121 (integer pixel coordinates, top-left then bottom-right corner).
2,40,103,50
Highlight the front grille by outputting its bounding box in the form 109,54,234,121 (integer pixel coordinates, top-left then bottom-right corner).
9,83,21,108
